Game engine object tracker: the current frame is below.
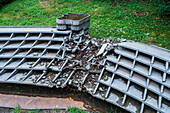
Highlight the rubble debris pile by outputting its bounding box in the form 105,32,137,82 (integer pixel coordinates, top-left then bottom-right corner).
0,26,169,113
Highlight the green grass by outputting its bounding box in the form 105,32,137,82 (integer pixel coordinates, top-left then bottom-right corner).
67,107,87,113
13,105,22,113
13,105,40,113
11,106,119,113
12,105,87,113
0,0,169,49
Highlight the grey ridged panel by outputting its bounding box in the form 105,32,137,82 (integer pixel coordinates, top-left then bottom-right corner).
88,42,170,113
0,29,71,88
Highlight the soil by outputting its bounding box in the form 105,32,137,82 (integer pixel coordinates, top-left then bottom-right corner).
0,83,127,113
59,13,88,20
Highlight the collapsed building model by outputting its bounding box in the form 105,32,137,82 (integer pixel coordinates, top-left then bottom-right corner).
0,13,169,113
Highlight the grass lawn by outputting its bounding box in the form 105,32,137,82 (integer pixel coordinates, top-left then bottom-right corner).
8,105,88,113
11,106,118,113
0,0,169,49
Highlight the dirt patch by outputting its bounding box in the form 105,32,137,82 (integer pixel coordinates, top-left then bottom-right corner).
132,11,149,16
59,13,89,20
2,14,19,20
39,0,52,11
0,83,127,113
39,0,48,7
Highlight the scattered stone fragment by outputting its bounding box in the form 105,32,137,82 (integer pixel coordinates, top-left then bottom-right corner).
40,62,44,66
33,52,39,56
57,81,61,86
99,87,105,92
103,76,108,81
